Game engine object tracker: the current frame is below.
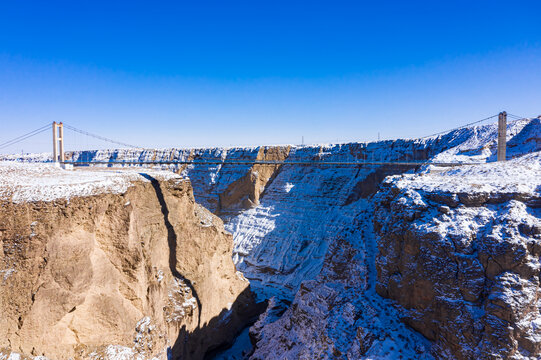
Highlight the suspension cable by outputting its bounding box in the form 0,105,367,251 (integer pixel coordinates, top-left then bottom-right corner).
507,113,527,120
420,114,499,139
0,123,52,150
63,124,142,149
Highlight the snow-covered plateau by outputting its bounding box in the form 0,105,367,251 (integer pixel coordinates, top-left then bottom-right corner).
1,117,540,359
374,152,541,359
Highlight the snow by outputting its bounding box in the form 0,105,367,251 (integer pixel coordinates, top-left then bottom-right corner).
87,344,163,360
249,200,434,359
2,117,540,358
0,152,52,163
225,158,372,301
401,151,541,195
0,162,183,203
0,268,16,282
428,118,535,163
166,277,198,322
489,272,537,315
283,182,294,193
103,346,136,360
156,270,164,283
0,352,49,360
375,145,541,358
84,317,166,360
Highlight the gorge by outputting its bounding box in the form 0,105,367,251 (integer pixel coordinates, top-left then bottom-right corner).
1,117,540,359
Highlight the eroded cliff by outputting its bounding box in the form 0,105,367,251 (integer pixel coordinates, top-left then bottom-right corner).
2,117,540,359
374,153,541,359
0,164,258,360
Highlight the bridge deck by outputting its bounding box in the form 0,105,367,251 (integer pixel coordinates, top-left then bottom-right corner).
64,160,481,167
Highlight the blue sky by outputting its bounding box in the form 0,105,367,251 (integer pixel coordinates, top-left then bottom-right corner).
1,1,540,152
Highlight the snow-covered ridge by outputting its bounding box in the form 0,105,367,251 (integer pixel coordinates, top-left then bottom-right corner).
0,162,183,203
402,151,541,196
1,117,540,359
2,117,538,166
373,151,541,359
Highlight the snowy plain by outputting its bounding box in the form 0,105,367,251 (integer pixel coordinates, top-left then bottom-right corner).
0,162,182,203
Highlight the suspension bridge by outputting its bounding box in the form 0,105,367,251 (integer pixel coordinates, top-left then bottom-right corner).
0,112,531,168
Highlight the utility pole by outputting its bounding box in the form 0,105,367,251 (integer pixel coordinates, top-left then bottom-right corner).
497,111,507,162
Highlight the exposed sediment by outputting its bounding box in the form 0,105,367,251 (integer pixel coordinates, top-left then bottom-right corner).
1,117,540,359
374,155,541,359
0,165,259,359
216,145,291,216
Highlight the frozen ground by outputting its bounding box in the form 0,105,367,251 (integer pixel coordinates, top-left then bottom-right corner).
0,162,182,203
414,151,541,195
2,117,540,359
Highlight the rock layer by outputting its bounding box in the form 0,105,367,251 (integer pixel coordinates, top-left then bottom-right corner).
0,169,258,359
374,157,541,359
2,118,540,359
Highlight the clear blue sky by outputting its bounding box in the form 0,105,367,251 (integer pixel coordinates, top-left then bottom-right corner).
1,1,540,153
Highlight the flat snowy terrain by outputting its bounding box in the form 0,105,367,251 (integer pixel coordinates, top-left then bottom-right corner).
414,151,541,195
0,162,182,203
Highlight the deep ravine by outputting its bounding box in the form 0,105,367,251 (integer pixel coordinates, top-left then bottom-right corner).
1,117,540,359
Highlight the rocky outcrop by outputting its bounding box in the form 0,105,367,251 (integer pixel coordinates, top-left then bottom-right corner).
374,157,541,359
249,218,433,360
0,166,258,359
217,146,291,216
2,118,540,359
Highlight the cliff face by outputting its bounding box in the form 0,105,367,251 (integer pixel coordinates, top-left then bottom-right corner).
374,153,541,359
214,145,291,216
2,118,540,359
0,164,257,360
248,204,433,360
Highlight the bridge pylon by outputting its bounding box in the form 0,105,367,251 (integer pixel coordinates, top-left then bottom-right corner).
497,112,507,162
52,121,65,164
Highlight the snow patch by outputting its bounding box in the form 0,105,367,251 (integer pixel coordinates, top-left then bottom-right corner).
0,162,182,203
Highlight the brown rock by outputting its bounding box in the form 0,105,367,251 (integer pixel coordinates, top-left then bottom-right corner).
218,146,290,214
0,178,259,359
374,184,541,359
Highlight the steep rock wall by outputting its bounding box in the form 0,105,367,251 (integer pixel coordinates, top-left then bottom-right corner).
216,145,291,216
0,173,258,360
374,155,541,359
2,118,539,359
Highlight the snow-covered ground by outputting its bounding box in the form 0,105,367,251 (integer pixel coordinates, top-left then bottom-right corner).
413,151,541,195
0,162,182,203
1,117,540,359
374,151,541,359
248,199,434,359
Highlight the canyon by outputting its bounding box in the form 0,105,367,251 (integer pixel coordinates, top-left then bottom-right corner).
1,117,540,359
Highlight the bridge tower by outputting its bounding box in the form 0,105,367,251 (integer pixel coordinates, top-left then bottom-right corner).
497,112,507,162
52,121,65,163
